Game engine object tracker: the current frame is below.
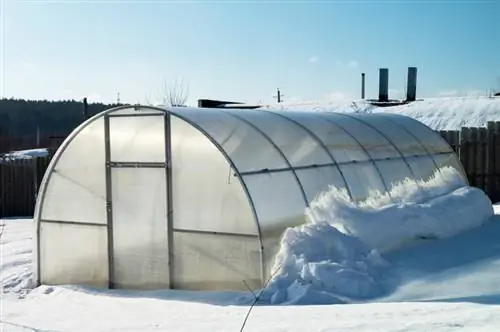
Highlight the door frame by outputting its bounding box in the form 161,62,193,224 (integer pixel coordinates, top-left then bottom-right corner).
103,112,173,289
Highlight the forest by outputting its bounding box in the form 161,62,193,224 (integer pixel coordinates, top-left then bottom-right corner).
0,98,119,136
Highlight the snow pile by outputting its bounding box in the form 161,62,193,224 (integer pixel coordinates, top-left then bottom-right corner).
262,167,493,305
1,148,49,160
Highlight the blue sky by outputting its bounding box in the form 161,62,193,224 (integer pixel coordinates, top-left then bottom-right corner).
2,0,499,105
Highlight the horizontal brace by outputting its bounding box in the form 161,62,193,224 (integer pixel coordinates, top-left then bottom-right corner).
236,152,455,177
106,113,165,118
108,161,167,168
172,227,259,239
40,219,106,227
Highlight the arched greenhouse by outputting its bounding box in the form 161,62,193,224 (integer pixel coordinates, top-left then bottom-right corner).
33,105,467,291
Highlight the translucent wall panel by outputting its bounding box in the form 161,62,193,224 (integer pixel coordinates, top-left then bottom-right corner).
110,167,169,290
109,115,165,163
170,108,288,172
277,112,370,163
39,222,108,287
346,113,429,156
339,162,387,202
406,155,442,184
295,166,350,203
433,153,469,184
172,231,261,290
317,113,400,160
222,109,332,167
41,118,106,224
379,114,452,154
374,159,419,201
243,171,307,279
170,116,257,234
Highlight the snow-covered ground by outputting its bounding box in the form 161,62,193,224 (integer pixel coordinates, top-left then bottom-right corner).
2,165,500,331
1,148,49,160
267,96,500,130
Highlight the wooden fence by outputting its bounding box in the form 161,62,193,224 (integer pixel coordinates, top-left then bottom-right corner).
0,156,51,218
439,121,500,203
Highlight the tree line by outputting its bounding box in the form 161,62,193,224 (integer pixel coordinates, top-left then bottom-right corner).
0,98,119,136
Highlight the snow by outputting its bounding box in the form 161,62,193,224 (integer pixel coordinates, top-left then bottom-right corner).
267,96,500,130
260,166,493,305
1,148,49,160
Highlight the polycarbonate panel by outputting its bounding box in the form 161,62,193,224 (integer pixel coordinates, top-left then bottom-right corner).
41,117,106,224
339,161,387,202
317,113,400,159
109,106,165,116
109,115,165,163
170,116,256,234
433,153,468,184
39,222,108,287
374,159,420,200
406,155,442,185
295,166,350,203
378,113,452,154
110,167,169,289
170,108,288,172
280,112,370,163
346,113,429,156
243,171,307,281
223,109,332,167
172,231,261,290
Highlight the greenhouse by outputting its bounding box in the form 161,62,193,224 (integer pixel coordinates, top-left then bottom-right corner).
33,105,468,291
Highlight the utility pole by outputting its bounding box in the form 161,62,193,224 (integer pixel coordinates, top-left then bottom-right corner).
117,92,121,104
273,88,284,103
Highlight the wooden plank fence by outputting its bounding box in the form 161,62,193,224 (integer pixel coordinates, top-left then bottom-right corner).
439,121,500,203
0,156,51,218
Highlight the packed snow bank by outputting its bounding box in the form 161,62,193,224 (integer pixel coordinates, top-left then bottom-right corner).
262,167,493,305
308,166,493,251
1,148,49,160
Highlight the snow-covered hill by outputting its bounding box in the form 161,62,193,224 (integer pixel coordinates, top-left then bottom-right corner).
266,96,500,131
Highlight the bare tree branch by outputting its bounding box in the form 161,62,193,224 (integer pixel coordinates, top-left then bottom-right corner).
160,77,190,107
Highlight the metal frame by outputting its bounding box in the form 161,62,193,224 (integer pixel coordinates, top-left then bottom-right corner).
108,161,166,168
104,114,115,288
219,109,310,207
312,112,395,202
40,219,107,227
378,113,469,184
337,112,424,192
107,113,164,118
33,104,465,290
173,227,259,239
263,110,354,201
164,113,174,288
236,153,450,177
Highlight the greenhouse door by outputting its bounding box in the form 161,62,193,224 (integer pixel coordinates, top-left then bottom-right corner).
104,112,172,290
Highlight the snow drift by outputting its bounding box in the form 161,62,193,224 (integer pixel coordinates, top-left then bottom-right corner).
262,166,493,305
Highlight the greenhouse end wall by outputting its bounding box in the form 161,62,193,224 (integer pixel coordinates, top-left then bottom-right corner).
33,105,468,291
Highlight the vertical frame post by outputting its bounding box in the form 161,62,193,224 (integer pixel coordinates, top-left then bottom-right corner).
104,114,115,288
164,113,174,288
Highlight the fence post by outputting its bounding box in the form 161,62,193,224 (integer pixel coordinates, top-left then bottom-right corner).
478,127,487,191
460,127,471,186
494,122,500,202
